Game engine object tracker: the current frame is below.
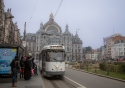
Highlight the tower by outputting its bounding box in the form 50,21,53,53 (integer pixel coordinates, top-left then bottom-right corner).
0,0,4,43
24,22,26,41
0,0,4,29
75,30,79,37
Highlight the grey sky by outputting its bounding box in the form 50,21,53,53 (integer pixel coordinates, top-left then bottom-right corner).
4,0,125,49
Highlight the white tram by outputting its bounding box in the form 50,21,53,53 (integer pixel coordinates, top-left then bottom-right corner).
39,45,65,77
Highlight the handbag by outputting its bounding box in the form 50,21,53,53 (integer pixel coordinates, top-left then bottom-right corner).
31,69,34,75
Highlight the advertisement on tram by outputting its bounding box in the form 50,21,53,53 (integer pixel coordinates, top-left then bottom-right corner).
0,48,17,75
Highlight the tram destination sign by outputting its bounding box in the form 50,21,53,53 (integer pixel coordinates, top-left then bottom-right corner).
50,46,63,49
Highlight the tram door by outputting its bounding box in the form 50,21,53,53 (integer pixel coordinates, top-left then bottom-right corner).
39,54,42,72
42,51,46,73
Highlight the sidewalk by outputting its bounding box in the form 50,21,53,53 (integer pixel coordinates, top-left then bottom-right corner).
0,70,46,88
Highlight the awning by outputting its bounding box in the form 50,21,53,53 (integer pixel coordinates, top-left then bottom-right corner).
0,44,24,50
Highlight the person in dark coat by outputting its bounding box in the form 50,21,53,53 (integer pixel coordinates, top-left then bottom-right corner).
20,56,25,79
24,57,32,80
10,56,20,87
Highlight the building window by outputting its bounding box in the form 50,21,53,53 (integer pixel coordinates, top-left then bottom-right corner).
79,49,80,52
121,52,123,55
67,47,69,51
79,55,81,59
75,49,77,53
29,43,31,47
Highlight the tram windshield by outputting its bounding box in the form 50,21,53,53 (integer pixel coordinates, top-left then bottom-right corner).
47,51,65,62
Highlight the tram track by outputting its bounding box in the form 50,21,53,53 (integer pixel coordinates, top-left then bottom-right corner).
50,80,60,88
61,77,77,88
49,76,77,88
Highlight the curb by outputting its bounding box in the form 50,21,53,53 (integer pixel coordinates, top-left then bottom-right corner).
67,67,125,83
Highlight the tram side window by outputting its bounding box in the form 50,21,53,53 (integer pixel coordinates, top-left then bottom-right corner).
42,52,44,61
44,52,46,61
42,51,46,61
46,52,50,61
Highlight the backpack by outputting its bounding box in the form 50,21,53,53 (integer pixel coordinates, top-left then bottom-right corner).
20,60,24,67
10,59,20,70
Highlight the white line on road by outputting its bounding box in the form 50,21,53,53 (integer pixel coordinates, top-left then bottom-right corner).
64,76,86,88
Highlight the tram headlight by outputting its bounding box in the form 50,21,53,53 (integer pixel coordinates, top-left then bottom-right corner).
55,65,58,68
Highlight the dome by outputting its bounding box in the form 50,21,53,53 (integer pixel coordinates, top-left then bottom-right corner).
36,21,45,34
5,9,14,18
43,13,61,32
63,30,71,35
63,24,71,35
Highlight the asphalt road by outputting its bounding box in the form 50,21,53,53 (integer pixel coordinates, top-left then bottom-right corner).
65,68,125,88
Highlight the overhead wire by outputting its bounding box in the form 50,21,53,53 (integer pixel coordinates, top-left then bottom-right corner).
27,0,39,30
54,0,63,18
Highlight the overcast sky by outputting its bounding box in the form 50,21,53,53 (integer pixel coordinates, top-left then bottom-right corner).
4,0,125,49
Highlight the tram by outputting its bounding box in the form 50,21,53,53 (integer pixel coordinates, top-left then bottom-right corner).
39,45,65,77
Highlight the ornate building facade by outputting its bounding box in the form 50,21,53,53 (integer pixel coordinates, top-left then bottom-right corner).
0,0,5,43
0,0,22,45
26,13,83,61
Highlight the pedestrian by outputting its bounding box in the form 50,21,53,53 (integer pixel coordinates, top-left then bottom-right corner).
34,63,38,75
24,56,32,80
30,57,35,76
20,56,25,79
10,56,20,87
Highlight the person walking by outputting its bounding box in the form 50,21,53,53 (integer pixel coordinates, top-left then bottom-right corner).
31,58,35,75
20,56,25,79
10,56,20,87
24,56,32,80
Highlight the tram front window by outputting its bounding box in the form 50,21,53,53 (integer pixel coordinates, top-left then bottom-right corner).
47,51,65,62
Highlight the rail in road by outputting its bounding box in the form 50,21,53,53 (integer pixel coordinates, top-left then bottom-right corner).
50,77,77,88
42,75,85,88
50,80,59,88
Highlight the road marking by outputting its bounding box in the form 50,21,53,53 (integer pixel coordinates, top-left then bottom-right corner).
64,76,86,88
